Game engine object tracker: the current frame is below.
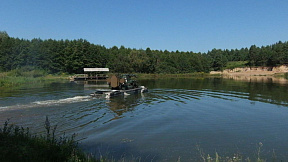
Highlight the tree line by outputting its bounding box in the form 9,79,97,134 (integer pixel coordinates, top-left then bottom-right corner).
0,31,288,74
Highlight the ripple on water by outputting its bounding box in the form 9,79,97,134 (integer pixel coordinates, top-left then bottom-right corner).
1,82,288,161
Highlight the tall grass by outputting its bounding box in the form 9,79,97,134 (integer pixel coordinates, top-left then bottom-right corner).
0,118,280,162
0,117,97,162
195,142,278,162
0,67,68,88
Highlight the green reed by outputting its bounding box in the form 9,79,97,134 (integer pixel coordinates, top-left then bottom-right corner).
0,68,69,88
0,117,97,162
194,142,278,162
0,118,280,162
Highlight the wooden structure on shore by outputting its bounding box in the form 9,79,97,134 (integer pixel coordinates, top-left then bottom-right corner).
70,68,109,81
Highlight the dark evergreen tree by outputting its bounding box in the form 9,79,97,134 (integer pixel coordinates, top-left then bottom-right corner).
248,45,260,66
0,32,287,74
0,31,9,41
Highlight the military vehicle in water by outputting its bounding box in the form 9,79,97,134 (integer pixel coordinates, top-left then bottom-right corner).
90,74,148,98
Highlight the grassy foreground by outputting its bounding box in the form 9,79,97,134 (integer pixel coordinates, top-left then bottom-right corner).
0,118,272,162
0,117,97,162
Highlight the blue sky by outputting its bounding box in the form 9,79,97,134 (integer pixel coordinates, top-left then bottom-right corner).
1,0,288,53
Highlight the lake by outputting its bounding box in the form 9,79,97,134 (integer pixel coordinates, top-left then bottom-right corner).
1,77,288,161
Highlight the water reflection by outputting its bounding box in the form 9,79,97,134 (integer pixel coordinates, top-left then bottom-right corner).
1,77,288,124
105,93,146,121
140,77,288,107
223,74,288,84
1,77,288,161
73,80,109,89
82,77,288,161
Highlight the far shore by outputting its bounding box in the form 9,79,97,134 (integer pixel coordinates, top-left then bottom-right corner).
210,65,288,84
1,66,288,88
210,70,286,77
210,65,288,76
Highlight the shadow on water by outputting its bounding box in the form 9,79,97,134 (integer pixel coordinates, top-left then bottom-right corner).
108,93,145,114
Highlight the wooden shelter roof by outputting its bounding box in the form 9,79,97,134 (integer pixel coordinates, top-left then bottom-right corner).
83,68,109,72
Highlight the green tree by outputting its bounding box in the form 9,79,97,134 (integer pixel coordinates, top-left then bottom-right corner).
0,37,13,71
248,45,260,66
11,38,30,69
0,31,9,41
145,47,156,73
208,49,228,71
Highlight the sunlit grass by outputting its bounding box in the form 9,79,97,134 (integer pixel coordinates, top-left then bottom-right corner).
0,68,69,87
195,143,269,162
225,61,249,70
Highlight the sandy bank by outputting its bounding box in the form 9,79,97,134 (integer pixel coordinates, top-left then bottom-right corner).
210,65,288,76
210,65,288,84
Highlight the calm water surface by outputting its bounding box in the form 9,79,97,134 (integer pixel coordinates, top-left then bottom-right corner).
1,77,288,161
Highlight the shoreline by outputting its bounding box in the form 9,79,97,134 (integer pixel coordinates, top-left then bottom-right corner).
210,65,288,84
210,65,288,76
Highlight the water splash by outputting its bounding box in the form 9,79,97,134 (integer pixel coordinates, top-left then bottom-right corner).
0,96,92,111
